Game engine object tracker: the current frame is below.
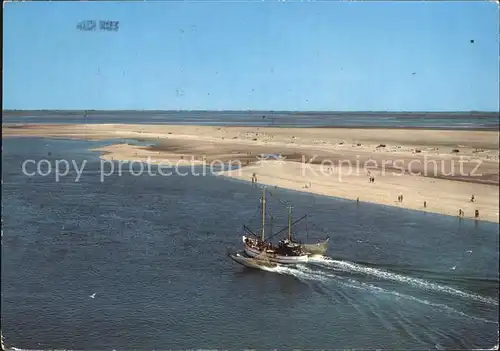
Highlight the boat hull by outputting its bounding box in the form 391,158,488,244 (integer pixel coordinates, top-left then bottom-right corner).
228,251,278,270
242,236,309,264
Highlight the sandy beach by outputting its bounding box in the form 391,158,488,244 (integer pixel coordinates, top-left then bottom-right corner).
3,123,499,223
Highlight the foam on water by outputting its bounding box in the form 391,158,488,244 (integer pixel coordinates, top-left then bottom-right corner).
309,256,498,306
271,264,331,284
271,262,498,325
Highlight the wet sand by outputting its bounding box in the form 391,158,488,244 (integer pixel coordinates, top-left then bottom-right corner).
3,123,499,223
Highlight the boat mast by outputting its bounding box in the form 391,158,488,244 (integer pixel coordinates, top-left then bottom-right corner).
261,187,266,241
287,205,292,241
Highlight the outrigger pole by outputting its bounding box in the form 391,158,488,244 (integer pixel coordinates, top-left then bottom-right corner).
287,205,293,241
261,187,266,241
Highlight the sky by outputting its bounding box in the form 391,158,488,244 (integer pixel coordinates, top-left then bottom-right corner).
2,1,499,111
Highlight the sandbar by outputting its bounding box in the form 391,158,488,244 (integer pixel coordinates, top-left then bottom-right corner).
3,123,499,223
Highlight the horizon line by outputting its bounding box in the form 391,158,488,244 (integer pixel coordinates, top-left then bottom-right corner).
3,109,499,114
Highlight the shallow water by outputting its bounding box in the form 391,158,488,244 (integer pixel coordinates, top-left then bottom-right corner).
3,110,499,129
1,137,498,349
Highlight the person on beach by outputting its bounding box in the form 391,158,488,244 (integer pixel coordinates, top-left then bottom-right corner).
458,209,464,218
470,195,475,202
400,194,403,202
251,173,257,186
424,201,427,208
475,209,479,218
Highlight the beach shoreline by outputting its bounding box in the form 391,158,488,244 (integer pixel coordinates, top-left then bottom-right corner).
3,122,498,132
3,123,499,223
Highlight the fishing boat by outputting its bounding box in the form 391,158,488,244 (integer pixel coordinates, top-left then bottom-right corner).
229,187,329,268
